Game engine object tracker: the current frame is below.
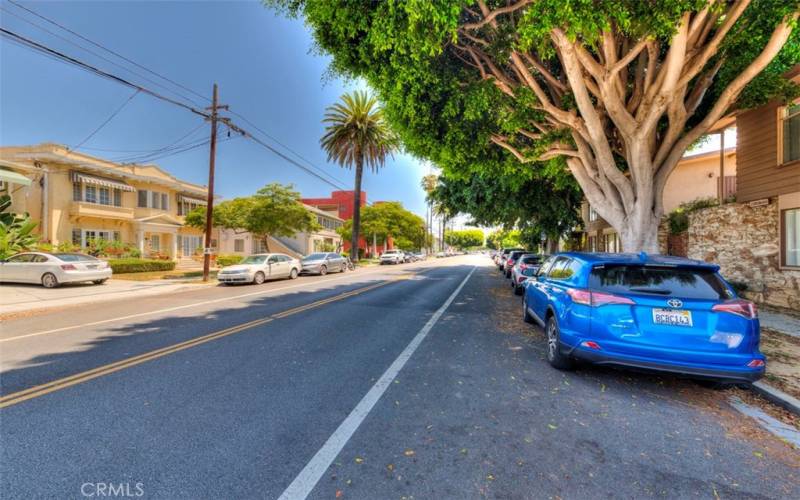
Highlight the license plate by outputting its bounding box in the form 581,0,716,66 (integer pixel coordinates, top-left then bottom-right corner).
653,308,692,327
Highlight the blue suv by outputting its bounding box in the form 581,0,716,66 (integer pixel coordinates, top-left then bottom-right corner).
522,252,765,383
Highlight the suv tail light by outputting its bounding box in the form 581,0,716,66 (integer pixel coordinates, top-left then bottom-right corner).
507,258,514,265
712,299,757,319
567,289,635,307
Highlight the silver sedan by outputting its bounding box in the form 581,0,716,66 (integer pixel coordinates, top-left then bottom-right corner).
300,252,346,275
217,253,301,285
0,252,112,288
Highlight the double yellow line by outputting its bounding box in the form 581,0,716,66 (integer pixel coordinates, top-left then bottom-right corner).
0,280,391,409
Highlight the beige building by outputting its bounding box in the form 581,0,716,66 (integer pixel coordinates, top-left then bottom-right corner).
0,143,211,262
218,204,343,258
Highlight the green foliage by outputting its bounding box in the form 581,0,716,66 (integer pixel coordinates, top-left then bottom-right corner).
186,183,319,244
269,0,798,251
108,258,176,274
0,194,39,259
216,254,243,267
486,228,522,250
444,229,484,249
320,90,399,172
666,197,719,234
338,201,426,249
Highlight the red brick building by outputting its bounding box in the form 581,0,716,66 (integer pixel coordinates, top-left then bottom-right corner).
302,190,392,256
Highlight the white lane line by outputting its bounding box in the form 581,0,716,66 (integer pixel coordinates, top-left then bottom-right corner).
1,265,425,343
278,266,476,500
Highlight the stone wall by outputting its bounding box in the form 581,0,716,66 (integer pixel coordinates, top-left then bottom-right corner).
688,202,800,311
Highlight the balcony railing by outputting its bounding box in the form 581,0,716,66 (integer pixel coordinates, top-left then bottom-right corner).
70,201,134,220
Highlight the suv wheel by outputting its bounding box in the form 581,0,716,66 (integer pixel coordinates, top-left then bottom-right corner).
545,316,574,370
522,296,535,324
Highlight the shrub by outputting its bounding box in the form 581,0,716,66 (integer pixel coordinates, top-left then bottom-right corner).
56,241,80,253
108,258,176,274
216,254,242,267
666,197,719,235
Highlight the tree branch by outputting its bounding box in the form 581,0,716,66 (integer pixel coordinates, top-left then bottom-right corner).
464,0,533,30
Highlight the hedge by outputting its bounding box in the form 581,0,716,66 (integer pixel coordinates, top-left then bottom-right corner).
216,254,243,267
108,258,176,274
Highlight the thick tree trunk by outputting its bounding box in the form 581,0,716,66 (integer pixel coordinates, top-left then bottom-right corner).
351,156,364,262
263,235,271,253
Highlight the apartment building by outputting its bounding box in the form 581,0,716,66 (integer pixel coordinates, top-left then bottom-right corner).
0,143,211,262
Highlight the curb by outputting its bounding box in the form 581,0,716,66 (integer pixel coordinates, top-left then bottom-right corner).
751,381,800,416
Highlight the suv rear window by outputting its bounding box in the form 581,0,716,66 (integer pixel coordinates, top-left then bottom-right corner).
521,255,542,264
589,265,732,300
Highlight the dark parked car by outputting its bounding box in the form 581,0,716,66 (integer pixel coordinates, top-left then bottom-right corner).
522,252,765,383
496,247,524,271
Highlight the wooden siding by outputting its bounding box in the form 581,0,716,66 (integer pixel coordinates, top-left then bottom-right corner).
737,102,800,202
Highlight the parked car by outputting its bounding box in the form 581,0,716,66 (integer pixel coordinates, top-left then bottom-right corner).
300,252,346,275
380,250,405,265
522,252,765,383
504,250,529,278
510,254,544,295
435,251,446,258
218,253,300,284
498,248,525,272
0,252,112,288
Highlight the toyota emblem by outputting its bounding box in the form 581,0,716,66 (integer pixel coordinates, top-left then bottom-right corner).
667,298,683,308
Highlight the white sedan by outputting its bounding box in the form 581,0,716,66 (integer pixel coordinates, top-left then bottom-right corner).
217,253,301,285
0,252,112,288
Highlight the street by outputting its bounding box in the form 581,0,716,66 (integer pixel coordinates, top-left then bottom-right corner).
2,255,798,499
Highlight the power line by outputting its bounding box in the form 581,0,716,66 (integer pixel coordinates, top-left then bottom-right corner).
70,89,140,151
5,0,210,105
0,4,205,108
1,26,362,196
227,109,349,189
0,27,210,119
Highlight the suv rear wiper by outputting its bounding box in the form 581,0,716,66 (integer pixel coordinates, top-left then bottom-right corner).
628,287,672,295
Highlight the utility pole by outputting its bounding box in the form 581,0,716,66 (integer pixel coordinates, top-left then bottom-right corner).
202,84,227,282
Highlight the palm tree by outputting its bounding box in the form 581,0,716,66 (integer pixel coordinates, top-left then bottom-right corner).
321,91,398,261
420,174,438,254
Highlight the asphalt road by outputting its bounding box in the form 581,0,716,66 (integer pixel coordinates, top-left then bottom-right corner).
2,255,798,499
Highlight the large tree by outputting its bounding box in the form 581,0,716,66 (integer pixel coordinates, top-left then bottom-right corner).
185,183,318,252
320,91,399,261
271,0,799,252
337,201,427,252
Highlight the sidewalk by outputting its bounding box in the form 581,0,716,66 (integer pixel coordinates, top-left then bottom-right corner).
753,306,800,415
0,279,206,318
760,308,800,338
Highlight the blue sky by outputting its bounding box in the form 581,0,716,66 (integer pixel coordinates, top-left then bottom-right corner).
0,0,433,216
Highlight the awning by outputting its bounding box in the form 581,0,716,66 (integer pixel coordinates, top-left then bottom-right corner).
177,194,208,205
0,168,32,186
71,171,135,192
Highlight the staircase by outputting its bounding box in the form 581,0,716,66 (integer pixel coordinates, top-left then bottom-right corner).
175,258,202,270
268,236,303,259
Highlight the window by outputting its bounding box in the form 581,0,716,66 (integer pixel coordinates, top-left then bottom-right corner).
7,254,35,263
252,239,266,254
267,255,279,264
783,208,800,267
151,191,160,209
782,103,800,164
114,189,122,207
150,235,160,251
548,257,577,280
587,235,597,252
604,232,620,253
73,182,82,201
161,193,169,211
234,239,245,252
99,187,110,205
85,186,97,204
537,256,557,276
113,231,121,241
590,265,730,300
72,228,81,245
138,190,148,208
588,206,598,222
